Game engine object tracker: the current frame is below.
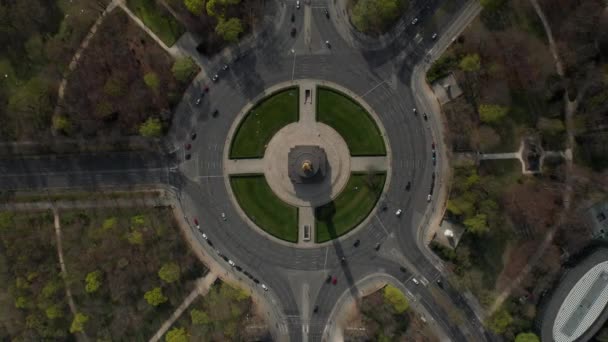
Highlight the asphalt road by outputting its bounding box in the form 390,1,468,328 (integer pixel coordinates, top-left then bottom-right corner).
0,0,492,341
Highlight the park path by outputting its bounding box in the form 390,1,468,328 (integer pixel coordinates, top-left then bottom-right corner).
52,207,90,342
148,273,218,342
53,0,119,119
487,0,581,315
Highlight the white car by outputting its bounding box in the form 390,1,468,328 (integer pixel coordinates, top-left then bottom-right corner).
411,18,419,25
221,212,227,221
212,74,219,82
261,284,269,291
431,33,438,40
395,209,402,217
202,233,208,240
296,0,300,9
228,259,235,267
412,278,420,285
427,194,432,202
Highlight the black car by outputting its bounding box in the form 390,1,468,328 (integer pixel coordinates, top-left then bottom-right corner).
253,278,260,284
313,305,319,313
399,266,407,273
185,154,191,160
235,265,242,271
212,109,219,118
190,132,197,140
423,113,428,121
405,181,411,191
353,239,360,247
326,275,332,283
324,9,329,18
290,27,296,37
206,239,213,246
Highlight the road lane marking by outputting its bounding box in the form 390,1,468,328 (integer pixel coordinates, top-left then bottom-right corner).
361,80,387,98
323,247,329,269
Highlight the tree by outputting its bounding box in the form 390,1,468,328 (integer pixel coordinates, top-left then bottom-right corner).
351,0,405,33
171,57,198,82
190,309,211,325
486,307,512,334
45,305,63,319
127,230,144,245
70,313,89,333
165,327,187,342
158,262,181,283
463,214,489,235
144,287,168,306
206,0,218,16
143,72,160,93
52,115,71,135
515,332,540,342
102,217,117,231
215,17,243,43
537,117,565,135
184,0,204,15
103,74,126,97
383,285,409,313
85,270,102,293
459,53,481,72
480,0,506,11
139,117,163,137
478,104,508,123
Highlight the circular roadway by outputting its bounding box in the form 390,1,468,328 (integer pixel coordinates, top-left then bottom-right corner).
167,0,488,341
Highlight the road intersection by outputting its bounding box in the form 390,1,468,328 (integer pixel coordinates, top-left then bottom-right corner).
0,0,493,341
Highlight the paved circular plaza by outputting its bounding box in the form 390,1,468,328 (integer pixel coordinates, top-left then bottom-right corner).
223,80,390,245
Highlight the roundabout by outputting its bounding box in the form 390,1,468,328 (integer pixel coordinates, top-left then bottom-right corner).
223,80,389,245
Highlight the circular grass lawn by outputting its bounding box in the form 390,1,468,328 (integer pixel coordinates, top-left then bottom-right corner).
315,173,386,242
230,175,299,243
316,87,386,156
229,87,299,159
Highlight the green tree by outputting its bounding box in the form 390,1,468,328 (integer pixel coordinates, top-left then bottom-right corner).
144,72,160,93
127,230,144,245
486,307,512,334
206,0,217,16
85,270,102,293
515,332,540,342
103,74,126,97
52,115,71,134
102,217,117,231
447,196,475,217
184,0,205,15
70,313,89,333
383,285,409,313
144,287,168,306
171,57,198,82
220,283,249,301
459,53,481,72
478,104,508,123
139,117,163,137
15,296,31,309
45,305,63,319
463,214,488,235
165,327,187,342
158,262,181,283
215,17,243,43
190,309,210,325
351,0,404,33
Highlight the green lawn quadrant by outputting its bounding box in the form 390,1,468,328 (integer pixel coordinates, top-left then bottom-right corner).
316,87,386,156
315,173,386,242
230,175,299,242
230,87,299,159
126,0,185,46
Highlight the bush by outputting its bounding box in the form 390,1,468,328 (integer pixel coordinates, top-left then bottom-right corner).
459,53,481,72
144,287,168,306
158,262,181,283
486,307,513,334
70,313,89,333
478,104,508,123
144,72,160,92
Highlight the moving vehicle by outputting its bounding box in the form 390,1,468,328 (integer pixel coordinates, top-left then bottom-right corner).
411,18,419,25
212,109,219,118
212,74,219,82
222,64,229,71
324,9,329,18
405,181,411,191
432,33,438,40
190,132,197,140
296,0,300,9
353,239,360,247
261,284,268,291
332,276,337,285
221,212,227,221
423,112,428,121
427,194,432,202
325,40,331,48
185,143,191,151
395,209,402,217
193,218,199,228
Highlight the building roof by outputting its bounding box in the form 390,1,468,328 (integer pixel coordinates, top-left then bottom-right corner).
540,248,608,342
588,200,608,239
432,220,465,250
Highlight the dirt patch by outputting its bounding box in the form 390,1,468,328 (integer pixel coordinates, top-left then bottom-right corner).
62,9,190,138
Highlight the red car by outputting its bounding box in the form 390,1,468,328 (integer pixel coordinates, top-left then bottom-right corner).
332,276,337,285
432,142,435,149
193,218,199,227
203,85,209,93
185,143,192,150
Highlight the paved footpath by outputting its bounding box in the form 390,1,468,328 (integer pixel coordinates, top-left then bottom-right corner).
149,273,218,342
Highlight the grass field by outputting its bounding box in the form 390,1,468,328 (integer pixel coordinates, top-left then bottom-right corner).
230,176,299,242
316,87,386,156
230,88,299,159
315,173,386,242
126,0,185,46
